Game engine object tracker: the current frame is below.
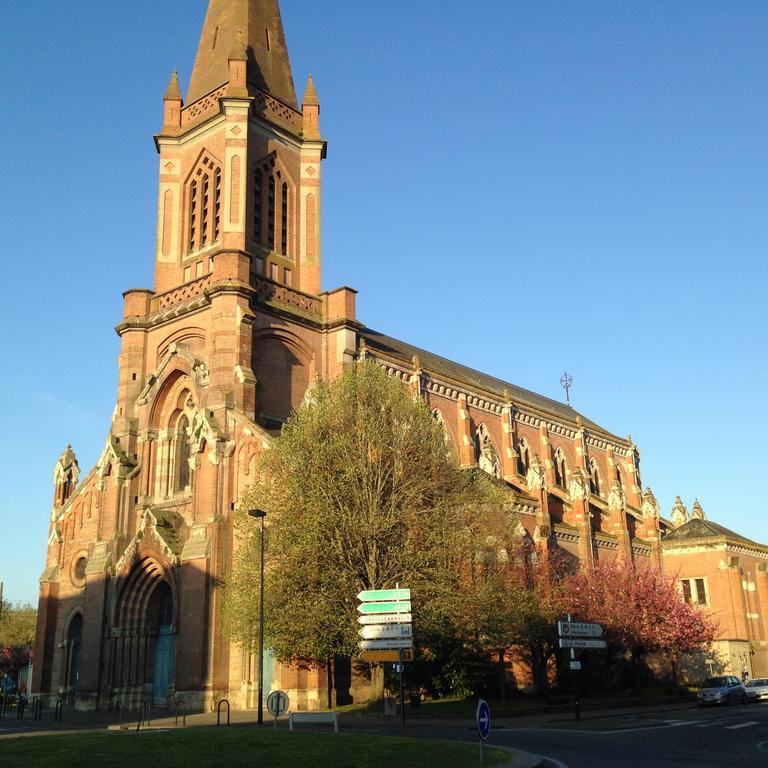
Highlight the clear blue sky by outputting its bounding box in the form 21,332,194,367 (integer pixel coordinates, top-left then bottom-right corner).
1,1,766,605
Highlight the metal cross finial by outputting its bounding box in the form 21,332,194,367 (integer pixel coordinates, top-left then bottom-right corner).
560,372,573,404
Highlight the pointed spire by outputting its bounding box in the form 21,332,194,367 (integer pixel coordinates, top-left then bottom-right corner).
164,70,182,101
671,496,689,528
691,499,706,520
302,73,321,139
302,74,319,106
187,0,298,108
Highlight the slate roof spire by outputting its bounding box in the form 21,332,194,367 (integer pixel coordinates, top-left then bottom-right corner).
187,0,298,108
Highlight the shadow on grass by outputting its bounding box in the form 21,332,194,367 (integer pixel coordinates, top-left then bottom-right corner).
0,729,509,768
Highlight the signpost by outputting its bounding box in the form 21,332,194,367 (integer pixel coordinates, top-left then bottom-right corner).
266,690,289,730
358,624,413,640
359,649,414,663
476,699,491,764
357,587,413,728
557,621,604,638
356,601,412,615
558,638,607,650
557,615,606,721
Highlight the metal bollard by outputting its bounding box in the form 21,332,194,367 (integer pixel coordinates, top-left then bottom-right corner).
174,697,186,728
217,699,230,727
114,700,123,726
17,698,26,720
31,697,42,721
54,700,64,724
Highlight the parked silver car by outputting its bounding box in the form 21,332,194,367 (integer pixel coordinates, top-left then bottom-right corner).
745,678,768,702
697,675,747,706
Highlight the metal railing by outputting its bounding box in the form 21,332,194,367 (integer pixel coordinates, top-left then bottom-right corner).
136,700,152,731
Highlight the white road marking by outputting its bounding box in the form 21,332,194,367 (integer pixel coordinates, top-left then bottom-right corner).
725,721,758,730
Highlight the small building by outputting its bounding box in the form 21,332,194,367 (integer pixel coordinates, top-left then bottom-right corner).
662,501,768,680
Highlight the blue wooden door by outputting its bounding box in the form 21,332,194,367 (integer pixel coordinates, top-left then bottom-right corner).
153,627,174,704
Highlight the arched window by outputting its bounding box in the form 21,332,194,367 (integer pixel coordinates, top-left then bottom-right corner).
589,458,601,497
252,156,293,260
615,464,623,488
174,414,191,494
187,153,222,254
553,448,567,488
281,182,289,255
517,437,530,477
66,613,83,696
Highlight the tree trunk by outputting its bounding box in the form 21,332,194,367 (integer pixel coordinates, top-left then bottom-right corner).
370,664,385,703
498,649,506,702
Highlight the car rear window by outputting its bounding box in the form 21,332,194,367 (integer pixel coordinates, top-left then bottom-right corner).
747,679,768,687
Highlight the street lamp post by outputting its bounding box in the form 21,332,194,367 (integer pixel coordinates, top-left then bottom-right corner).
248,508,267,725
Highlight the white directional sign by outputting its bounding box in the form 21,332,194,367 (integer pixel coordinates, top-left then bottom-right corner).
357,613,412,626
357,601,412,615
359,623,413,640
357,586,413,663
358,589,410,602
557,621,604,638
359,638,414,651
559,638,607,650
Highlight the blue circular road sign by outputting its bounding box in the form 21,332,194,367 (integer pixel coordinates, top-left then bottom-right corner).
476,698,491,740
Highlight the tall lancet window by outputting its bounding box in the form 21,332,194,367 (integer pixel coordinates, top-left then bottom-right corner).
186,152,222,254
281,182,289,255
588,458,601,497
251,155,294,263
175,415,191,493
253,170,263,244
517,437,530,477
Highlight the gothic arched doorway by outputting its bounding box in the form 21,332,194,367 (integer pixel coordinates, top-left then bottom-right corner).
150,581,175,704
66,613,83,697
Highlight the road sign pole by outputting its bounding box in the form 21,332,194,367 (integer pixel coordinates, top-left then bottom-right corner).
399,647,405,728
566,613,581,721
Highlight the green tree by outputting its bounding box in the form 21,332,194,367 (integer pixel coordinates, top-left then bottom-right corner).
0,602,36,648
0,602,36,678
225,361,509,672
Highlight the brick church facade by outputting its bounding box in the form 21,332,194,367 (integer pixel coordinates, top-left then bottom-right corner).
33,0,767,711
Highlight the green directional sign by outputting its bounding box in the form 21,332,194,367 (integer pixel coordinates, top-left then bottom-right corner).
357,589,411,602
357,600,412,615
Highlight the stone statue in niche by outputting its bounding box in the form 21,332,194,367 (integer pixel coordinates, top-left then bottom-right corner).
476,424,501,478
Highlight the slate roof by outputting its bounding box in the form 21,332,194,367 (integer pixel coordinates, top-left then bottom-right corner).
662,518,766,549
361,328,624,440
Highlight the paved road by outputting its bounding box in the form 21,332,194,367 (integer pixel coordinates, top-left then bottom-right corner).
315,701,768,767
504,704,768,767
369,703,768,768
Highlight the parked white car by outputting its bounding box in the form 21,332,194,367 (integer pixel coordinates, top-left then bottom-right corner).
745,678,768,702
697,675,747,706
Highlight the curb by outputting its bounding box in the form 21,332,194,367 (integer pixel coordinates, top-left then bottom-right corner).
493,744,546,768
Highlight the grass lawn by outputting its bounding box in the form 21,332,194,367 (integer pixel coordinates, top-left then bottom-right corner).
0,729,510,768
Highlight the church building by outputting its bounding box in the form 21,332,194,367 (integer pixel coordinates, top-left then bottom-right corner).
33,0,767,711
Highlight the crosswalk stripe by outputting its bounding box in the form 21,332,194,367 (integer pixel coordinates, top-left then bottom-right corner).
725,721,759,730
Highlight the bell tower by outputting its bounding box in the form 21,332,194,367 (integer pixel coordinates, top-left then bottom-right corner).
153,0,326,297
